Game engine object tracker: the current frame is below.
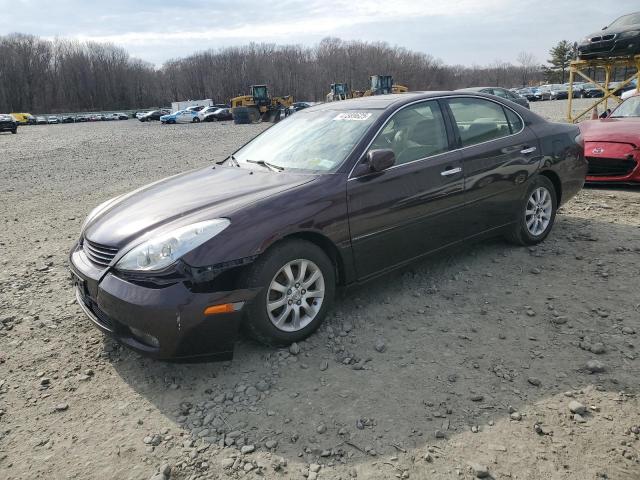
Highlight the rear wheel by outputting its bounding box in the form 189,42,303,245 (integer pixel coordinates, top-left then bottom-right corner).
506,175,557,245
243,239,335,346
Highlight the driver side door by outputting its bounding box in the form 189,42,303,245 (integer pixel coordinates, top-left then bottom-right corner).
346,100,467,280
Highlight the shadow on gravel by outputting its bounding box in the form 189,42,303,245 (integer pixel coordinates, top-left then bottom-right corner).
107,214,640,468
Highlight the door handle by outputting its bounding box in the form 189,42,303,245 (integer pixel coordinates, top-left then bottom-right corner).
441,167,462,176
520,146,537,154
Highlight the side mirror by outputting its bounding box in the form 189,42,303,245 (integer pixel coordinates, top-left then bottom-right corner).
367,149,396,172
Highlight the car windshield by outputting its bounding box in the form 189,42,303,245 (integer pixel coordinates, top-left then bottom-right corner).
610,96,640,117
609,12,640,28
233,109,382,173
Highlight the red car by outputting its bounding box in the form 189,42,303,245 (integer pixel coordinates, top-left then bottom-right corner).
579,93,640,184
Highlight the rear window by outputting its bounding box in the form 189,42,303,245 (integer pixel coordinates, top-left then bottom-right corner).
447,97,521,147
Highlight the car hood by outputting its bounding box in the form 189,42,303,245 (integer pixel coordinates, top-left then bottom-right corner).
84,166,315,248
579,118,640,145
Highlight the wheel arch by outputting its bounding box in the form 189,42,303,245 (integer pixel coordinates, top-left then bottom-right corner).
538,169,562,205
272,231,346,286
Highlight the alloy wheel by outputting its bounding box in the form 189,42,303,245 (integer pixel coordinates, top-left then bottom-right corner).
266,259,325,332
525,187,552,236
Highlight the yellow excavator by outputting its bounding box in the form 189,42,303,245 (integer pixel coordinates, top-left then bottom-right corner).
327,76,408,102
231,85,293,124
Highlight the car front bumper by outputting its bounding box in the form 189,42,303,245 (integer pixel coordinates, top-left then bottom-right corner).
0,121,16,131
69,243,259,361
585,141,640,184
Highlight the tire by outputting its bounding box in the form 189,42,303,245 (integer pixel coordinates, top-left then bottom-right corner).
505,175,557,246
233,107,252,124
12,129,17,134
193,117,200,123
243,239,335,346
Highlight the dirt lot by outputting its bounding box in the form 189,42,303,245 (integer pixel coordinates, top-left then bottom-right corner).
1,104,639,480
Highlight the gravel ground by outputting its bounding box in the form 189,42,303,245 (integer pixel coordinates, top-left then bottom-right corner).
1,111,639,480
531,97,619,123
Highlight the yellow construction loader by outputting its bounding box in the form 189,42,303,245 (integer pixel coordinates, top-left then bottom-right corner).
231,85,293,124
326,83,352,102
361,75,408,96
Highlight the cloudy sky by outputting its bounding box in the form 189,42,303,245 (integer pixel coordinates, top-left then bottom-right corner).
1,0,638,66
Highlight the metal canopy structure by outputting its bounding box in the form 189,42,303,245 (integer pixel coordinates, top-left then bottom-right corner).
567,54,640,123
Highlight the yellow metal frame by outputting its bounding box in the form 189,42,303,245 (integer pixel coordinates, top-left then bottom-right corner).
567,55,640,123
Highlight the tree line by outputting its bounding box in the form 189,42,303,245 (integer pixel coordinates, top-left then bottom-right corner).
0,33,551,113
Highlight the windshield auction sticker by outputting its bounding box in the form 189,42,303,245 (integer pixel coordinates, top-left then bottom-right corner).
333,112,372,121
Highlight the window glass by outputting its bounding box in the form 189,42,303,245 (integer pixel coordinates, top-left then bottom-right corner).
504,108,524,133
447,98,512,147
369,101,448,165
491,88,508,99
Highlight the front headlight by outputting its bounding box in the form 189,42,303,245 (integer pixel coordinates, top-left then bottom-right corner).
116,219,230,272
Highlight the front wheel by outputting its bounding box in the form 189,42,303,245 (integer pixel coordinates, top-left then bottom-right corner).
193,117,200,123
12,129,17,134
505,175,557,245
243,239,335,346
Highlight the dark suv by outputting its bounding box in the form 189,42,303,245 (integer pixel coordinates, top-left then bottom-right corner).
578,11,640,59
0,114,18,134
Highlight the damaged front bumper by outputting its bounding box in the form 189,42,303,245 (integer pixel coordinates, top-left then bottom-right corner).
69,242,260,361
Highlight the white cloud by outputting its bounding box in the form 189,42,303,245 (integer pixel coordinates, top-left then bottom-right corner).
67,0,508,46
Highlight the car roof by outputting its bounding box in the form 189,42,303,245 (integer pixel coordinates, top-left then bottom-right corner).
307,91,545,123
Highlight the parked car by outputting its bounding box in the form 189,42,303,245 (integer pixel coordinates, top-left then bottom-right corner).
69,91,586,360
75,115,88,122
517,87,540,101
116,113,129,120
578,11,640,59
47,116,59,124
579,93,640,183
35,116,47,125
457,87,530,108
537,85,552,101
565,82,586,98
61,115,75,123
160,110,201,124
197,106,222,120
202,108,233,122
138,110,169,122
186,105,206,112
10,112,36,125
290,101,313,112
549,84,569,100
0,114,18,134
581,83,604,98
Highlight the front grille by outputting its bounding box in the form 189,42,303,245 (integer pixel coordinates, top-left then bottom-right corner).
83,238,119,267
587,156,637,177
77,287,115,330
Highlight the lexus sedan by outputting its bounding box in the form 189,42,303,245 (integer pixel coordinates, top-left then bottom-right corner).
0,114,18,134
578,11,640,59
579,93,640,183
70,92,586,361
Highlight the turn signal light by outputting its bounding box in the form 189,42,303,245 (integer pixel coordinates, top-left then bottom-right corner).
204,303,235,316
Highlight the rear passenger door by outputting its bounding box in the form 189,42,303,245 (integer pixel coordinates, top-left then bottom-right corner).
444,96,541,235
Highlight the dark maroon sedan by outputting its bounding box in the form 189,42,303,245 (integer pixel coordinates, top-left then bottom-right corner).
69,92,586,361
